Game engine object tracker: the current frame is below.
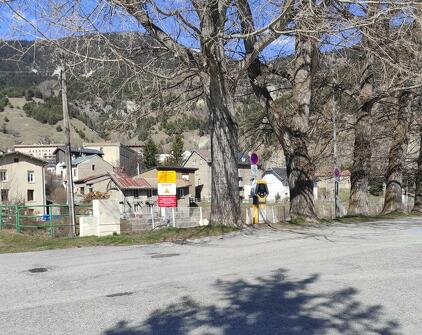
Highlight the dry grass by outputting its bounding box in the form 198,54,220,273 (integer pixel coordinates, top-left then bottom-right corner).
0,225,238,254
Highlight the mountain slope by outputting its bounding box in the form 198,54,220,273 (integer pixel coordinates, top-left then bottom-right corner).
0,97,103,150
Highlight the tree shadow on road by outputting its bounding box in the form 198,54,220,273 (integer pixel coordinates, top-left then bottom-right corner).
103,269,400,335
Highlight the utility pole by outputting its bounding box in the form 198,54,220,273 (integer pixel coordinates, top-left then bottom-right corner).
59,63,76,237
332,84,339,219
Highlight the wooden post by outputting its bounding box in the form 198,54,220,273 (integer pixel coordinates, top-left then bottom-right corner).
60,64,76,237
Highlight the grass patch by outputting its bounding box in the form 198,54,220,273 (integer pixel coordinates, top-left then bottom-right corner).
0,225,238,254
329,210,422,224
288,217,307,225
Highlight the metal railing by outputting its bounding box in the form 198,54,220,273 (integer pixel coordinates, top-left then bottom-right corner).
122,206,211,233
0,204,92,237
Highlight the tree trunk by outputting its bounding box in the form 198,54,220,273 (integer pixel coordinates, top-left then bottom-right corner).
285,34,317,219
413,130,422,212
207,76,241,226
202,2,241,226
348,55,374,216
237,0,316,220
382,92,412,214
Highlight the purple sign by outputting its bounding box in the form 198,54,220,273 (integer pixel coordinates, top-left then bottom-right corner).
334,167,341,178
250,153,259,165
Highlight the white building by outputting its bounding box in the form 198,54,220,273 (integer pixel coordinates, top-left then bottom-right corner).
262,167,290,202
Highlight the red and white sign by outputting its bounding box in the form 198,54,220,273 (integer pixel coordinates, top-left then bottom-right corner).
157,170,177,208
158,195,177,207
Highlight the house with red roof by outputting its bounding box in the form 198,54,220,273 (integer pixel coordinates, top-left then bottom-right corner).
74,167,197,213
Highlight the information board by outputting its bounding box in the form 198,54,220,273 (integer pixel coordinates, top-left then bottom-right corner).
157,170,177,208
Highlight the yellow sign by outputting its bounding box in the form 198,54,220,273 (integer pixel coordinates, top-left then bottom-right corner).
157,170,176,184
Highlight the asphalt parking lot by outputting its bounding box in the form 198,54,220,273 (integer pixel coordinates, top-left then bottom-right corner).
1,217,422,334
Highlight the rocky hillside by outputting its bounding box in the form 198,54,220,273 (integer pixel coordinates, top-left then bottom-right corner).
0,38,211,152
0,97,103,150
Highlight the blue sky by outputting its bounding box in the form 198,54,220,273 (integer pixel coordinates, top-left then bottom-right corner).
0,0,296,56
0,1,413,60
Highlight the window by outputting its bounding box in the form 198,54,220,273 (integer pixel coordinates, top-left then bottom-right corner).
147,189,152,198
92,164,96,171
80,187,85,195
27,170,34,183
88,184,93,193
1,189,8,202
182,174,189,181
133,190,139,198
178,188,186,197
0,170,7,181
73,168,77,177
13,158,19,163
27,189,34,202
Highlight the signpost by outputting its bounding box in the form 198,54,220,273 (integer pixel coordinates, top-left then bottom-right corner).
334,167,340,218
157,170,177,208
250,152,259,181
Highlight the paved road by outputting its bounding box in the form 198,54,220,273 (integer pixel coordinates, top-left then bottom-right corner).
1,218,422,335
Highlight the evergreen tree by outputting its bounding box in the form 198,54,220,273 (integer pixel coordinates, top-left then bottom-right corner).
144,138,157,169
171,134,184,166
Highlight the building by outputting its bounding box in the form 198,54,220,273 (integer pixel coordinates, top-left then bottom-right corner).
54,146,104,165
14,143,63,171
127,144,144,156
262,167,290,202
139,166,197,207
183,150,262,201
74,172,152,212
54,146,104,177
61,155,114,187
83,142,139,176
74,170,193,212
0,152,47,209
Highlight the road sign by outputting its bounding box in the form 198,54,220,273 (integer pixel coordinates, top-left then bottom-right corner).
157,170,177,208
334,167,341,180
158,195,177,207
158,183,176,196
157,170,176,183
250,153,259,165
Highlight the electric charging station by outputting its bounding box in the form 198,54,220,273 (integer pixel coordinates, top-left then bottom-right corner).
251,180,269,224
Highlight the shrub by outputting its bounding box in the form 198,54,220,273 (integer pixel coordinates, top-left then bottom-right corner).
74,127,87,140
0,96,9,112
23,101,62,125
369,180,384,196
56,125,63,132
3,87,24,97
34,90,43,99
25,89,34,101
4,116,9,122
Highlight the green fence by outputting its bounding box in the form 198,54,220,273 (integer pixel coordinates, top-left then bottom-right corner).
0,204,92,237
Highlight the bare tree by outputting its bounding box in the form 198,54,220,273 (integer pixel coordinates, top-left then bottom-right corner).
236,0,322,219
29,0,295,226
382,92,412,213
413,128,422,212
